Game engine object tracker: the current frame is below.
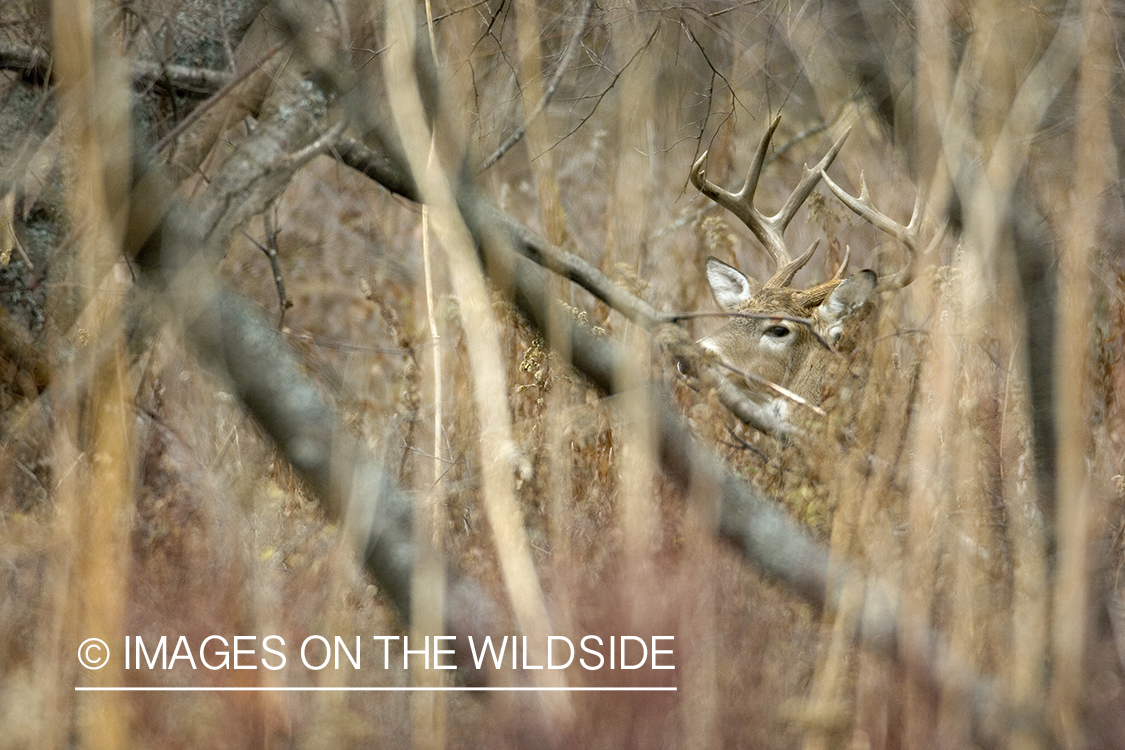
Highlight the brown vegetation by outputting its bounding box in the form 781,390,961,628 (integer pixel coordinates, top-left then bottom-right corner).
1,1,1124,749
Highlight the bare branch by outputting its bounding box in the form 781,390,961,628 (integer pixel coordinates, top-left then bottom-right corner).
155,44,283,153
333,134,797,440
243,206,291,325
331,99,1013,750
478,0,596,171
126,91,501,686
0,41,231,95
714,359,829,417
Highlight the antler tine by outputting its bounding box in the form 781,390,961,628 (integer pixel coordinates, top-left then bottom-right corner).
743,114,782,206
820,168,929,289
757,127,851,288
775,126,851,234
769,239,820,289
691,116,788,267
830,244,851,280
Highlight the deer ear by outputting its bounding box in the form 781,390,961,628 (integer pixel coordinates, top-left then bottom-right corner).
818,270,877,342
706,257,758,311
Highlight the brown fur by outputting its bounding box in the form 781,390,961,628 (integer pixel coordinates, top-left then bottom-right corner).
699,257,877,415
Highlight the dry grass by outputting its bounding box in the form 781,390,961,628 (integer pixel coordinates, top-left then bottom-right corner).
1,1,1124,748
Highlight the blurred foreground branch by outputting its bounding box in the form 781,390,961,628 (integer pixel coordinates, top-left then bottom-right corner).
127,81,501,687
0,41,229,95
78,5,1041,744
331,107,1010,750
333,135,797,441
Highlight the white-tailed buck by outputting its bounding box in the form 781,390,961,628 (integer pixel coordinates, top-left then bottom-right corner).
690,116,925,418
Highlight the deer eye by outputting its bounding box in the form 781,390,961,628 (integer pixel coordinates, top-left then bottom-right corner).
765,324,791,338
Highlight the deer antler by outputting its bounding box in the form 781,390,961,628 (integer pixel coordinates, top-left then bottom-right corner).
819,169,945,289
690,116,851,288
830,244,851,280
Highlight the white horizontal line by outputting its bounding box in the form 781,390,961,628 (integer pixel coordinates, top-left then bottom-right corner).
76,686,676,692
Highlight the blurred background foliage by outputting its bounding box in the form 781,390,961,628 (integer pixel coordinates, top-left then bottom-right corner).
0,0,1124,748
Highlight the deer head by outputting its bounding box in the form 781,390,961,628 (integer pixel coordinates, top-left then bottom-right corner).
698,256,876,415
690,116,923,417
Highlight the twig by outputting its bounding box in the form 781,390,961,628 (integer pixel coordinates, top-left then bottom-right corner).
552,23,661,148
714,360,828,417
478,0,596,171
156,44,284,153
244,205,291,325
0,42,52,84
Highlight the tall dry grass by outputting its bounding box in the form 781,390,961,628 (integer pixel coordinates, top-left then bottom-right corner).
0,1,1122,749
